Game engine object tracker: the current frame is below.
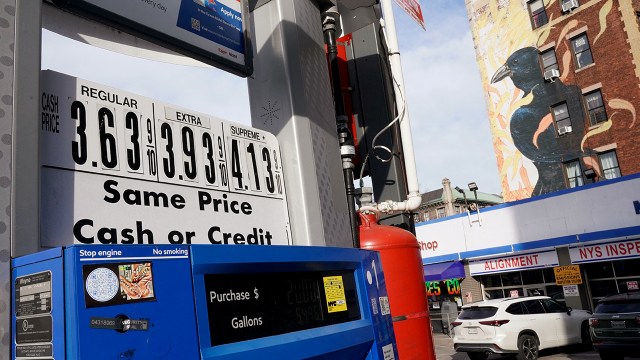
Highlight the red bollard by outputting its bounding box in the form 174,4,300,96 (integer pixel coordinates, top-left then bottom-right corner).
359,213,436,360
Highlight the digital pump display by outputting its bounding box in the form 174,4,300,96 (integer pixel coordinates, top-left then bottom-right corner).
204,270,361,345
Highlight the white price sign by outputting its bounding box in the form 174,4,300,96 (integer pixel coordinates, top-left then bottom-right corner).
40,70,290,246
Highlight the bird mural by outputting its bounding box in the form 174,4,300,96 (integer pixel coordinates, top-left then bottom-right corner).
491,47,592,196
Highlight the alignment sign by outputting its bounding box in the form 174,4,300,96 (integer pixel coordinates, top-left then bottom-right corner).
40,70,290,247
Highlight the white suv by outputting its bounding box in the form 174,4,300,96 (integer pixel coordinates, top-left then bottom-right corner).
451,296,592,360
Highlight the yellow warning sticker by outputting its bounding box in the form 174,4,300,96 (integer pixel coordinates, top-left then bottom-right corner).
323,276,347,313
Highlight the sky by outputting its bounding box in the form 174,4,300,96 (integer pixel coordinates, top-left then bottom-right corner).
40,0,503,196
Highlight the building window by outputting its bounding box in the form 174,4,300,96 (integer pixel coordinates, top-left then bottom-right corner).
571,33,594,69
561,0,579,12
584,90,607,125
540,48,559,72
551,102,572,133
436,207,445,218
564,160,584,188
528,0,548,29
599,150,621,179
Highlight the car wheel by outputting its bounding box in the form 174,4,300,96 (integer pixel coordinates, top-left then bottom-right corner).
580,322,592,348
516,334,539,360
467,352,488,360
598,352,623,360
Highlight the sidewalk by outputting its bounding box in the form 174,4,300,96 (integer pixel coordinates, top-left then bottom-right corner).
431,332,461,360
430,332,600,360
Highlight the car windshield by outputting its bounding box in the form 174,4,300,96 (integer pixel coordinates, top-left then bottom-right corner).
458,306,498,319
595,300,640,314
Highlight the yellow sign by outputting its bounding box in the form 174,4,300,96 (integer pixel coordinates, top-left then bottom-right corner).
554,265,582,285
323,276,347,313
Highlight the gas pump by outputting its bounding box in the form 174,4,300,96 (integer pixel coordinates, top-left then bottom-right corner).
12,244,397,359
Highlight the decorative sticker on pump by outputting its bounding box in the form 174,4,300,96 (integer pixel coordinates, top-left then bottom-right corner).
39,70,290,247
83,262,157,308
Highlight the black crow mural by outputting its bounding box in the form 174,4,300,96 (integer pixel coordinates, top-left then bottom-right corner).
491,47,592,196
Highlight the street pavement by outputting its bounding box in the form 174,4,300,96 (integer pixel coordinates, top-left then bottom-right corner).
431,332,600,360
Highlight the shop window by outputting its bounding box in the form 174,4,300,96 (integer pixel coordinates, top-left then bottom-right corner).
598,150,621,180
542,268,555,283
506,288,525,297
522,269,544,285
585,261,614,278
484,274,502,288
501,272,523,286
528,0,548,29
484,289,504,299
564,160,584,188
613,259,640,277
522,299,545,314
585,90,607,125
552,102,573,133
589,279,618,298
571,33,594,69
618,278,640,292
546,285,565,302
540,48,559,72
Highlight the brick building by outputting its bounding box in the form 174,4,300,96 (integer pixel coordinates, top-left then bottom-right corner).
413,178,502,223
465,0,640,201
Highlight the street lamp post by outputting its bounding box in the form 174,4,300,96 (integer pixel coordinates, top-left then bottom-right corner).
455,186,473,226
468,182,482,226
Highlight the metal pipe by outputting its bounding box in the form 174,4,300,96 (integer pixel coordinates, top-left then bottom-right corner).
322,9,360,247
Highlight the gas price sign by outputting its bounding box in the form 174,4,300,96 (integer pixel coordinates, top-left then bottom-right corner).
40,70,290,247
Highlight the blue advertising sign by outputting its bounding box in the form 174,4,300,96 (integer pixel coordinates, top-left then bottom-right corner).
52,0,252,76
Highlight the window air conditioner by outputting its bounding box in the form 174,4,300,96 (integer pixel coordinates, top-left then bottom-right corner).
562,0,579,13
544,69,560,81
558,125,573,135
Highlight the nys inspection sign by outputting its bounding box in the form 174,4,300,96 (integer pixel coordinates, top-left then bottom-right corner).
40,70,290,247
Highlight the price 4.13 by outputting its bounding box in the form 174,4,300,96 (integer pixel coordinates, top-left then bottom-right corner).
228,137,283,196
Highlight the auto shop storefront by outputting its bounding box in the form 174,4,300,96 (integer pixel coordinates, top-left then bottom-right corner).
569,238,640,309
468,250,565,301
416,174,640,311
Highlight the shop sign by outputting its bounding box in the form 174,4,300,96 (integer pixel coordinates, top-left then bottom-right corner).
628,281,639,290
569,239,640,264
425,279,461,297
553,265,582,285
469,250,559,275
562,285,579,297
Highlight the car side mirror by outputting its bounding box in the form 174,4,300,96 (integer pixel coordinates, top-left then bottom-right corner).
566,306,573,315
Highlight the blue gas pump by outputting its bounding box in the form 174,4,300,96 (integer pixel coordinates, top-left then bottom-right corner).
12,245,397,359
